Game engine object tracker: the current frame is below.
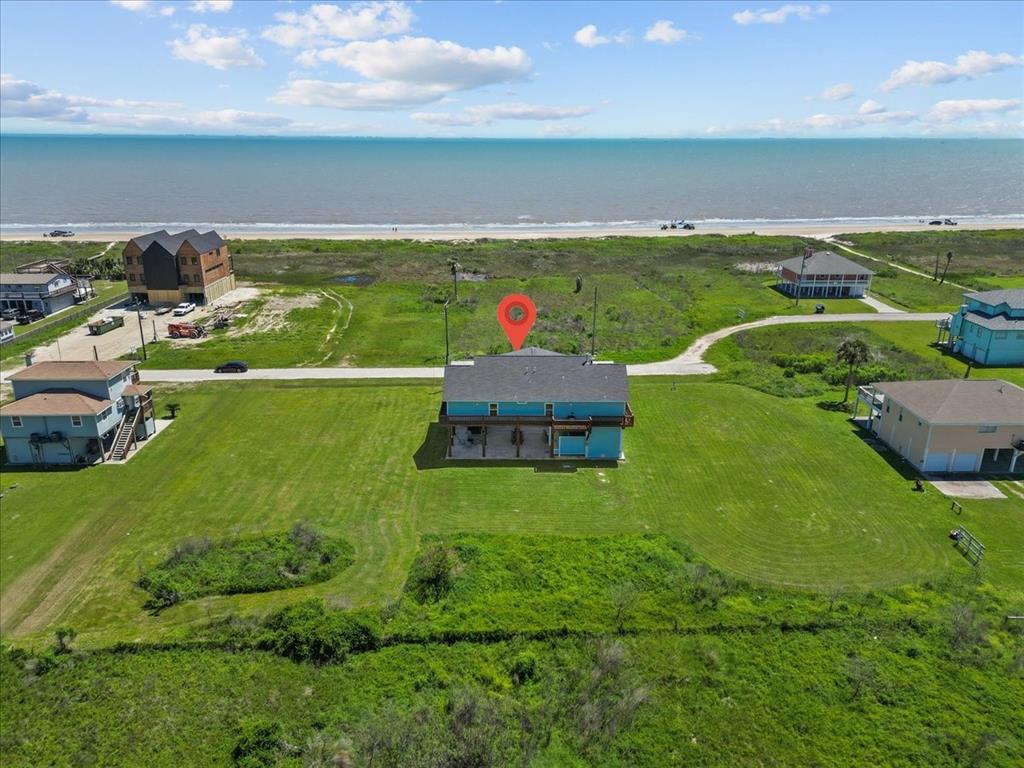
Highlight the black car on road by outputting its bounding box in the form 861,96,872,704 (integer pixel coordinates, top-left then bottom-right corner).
16,309,45,324
214,361,249,373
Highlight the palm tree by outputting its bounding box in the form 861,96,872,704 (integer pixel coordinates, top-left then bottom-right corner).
836,337,870,403
938,251,953,285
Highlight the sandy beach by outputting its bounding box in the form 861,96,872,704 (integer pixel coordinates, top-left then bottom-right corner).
1,219,1020,242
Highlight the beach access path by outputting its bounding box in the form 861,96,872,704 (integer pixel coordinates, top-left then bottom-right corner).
133,311,948,384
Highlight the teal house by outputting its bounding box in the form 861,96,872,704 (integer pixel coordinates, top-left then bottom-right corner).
439,348,634,460
947,289,1024,365
1,360,157,466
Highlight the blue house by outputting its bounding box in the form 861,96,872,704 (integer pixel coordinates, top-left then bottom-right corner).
1,361,157,466
439,348,634,460
947,288,1024,365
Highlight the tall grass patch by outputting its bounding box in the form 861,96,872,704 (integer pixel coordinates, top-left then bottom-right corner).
138,523,353,609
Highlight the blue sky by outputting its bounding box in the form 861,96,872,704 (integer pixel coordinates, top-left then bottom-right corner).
1,0,1022,137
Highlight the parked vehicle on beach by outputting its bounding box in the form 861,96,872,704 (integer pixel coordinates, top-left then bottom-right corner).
928,220,943,226
214,360,249,373
44,229,74,237
943,218,958,226
172,302,196,316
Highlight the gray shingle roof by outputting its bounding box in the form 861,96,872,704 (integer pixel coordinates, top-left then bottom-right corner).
9,360,135,381
872,379,1024,425
778,250,873,276
443,350,629,403
962,311,1024,331
0,272,65,285
129,229,225,255
965,288,1024,309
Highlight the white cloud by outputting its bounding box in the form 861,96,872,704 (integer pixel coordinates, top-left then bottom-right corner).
732,4,830,25
159,6,175,16
262,1,413,48
808,83,854,101
882,50,1024,91
927,98,1022,123
0,74,304,133
272,78,448,110
644,20,695,44
169,25,264,70
110,0,151,10
412,102,593,126
804,102,915,129
857,99,885,115
279,36,532,111
190,0,233,12
310,37,531,88
574,24,608,47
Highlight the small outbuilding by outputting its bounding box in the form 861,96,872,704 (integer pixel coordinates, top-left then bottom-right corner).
856,378,1024,475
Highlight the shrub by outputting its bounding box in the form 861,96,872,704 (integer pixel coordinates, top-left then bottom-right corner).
138,528,353,610
232,719,287,767
257,599,379,664
509,652,538,686
405,544,456,603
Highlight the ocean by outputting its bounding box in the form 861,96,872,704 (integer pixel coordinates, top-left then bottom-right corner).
1,136,1022,233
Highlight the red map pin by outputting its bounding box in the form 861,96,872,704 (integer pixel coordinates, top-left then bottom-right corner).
497,294,537,351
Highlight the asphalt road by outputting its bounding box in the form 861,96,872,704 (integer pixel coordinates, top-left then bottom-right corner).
137,311,948,383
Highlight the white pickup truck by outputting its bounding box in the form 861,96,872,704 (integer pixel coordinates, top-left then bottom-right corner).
172,302,196,316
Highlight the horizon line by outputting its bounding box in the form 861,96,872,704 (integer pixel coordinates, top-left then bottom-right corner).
2,132,1021,141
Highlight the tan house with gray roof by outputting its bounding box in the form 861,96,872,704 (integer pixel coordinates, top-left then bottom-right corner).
855,379,1024,475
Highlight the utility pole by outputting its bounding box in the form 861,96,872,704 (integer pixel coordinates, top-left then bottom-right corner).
136,308,147,361
590,285,598,358
443,300,450,366
152,319,158,343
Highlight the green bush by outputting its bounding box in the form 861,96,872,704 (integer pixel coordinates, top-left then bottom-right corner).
257,599,379,664
138,525,353,610
405,544,457,603
232,719,287,767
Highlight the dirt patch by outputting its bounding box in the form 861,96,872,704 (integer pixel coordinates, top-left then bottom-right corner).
456,271,487,282
231,292,323,336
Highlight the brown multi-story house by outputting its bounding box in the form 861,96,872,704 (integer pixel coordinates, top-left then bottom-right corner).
122,229,236,306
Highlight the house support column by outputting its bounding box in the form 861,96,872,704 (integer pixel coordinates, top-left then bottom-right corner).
515,417,520,459
447,426,453,458
1010,450,1021,474
482,425,487,458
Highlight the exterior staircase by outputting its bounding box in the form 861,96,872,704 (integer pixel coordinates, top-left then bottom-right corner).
108,408,141,461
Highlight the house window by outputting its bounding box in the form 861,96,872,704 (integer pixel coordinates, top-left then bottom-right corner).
1017,332,1024,340
898,409,903,422
978,425,997,433
182,274,190,284
179,256,187,265
10,416,22,428
488,403,498,416
994,331,1007,339
191,256,198,265
544,403,554,417
71,415,82,427
125,255,133,265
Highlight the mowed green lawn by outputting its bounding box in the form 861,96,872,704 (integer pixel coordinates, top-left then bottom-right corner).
4,379,1020,648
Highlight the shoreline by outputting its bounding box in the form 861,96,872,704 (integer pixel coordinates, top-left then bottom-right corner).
1,220,1021,242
